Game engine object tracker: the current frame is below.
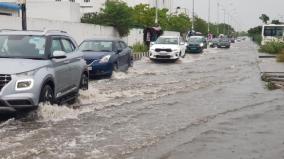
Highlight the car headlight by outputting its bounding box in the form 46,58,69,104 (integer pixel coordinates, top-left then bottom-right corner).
99,55,111,63
15,79,34,91
200,43,204,47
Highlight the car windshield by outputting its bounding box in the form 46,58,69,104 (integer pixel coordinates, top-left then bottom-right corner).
220,38,229,42
79,41,113,52
155,37,178,45
189,38,203,43
0,35,46,59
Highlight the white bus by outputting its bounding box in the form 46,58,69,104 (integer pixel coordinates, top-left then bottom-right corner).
261,24,284,45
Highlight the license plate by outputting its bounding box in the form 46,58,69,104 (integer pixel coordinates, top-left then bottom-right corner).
88,66,92,71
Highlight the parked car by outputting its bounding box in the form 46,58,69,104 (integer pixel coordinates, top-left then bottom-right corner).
0,29,89,112
209,38,219,48
186,36,207,53
149,36,186,61
217,38,231,48
79,38,133,77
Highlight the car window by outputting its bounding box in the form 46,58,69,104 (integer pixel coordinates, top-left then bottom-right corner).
51,38,63,54
0,35,46,59
79,41,113,52
61,38,75,53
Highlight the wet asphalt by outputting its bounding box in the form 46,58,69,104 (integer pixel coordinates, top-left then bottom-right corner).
1,39,284,159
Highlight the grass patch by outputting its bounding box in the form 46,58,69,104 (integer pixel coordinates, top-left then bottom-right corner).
132,42,148,53
259,41,284,54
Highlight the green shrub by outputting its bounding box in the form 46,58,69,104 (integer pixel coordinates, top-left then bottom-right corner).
259,41,284,54
132,42,148,53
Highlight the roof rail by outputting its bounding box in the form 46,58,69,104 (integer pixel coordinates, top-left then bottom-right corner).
43,29,67,34
0,29,21,32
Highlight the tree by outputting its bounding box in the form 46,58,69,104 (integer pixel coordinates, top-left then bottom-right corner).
271,19,282,24
167,13,191,35
82,0,133,37
259,14,270,24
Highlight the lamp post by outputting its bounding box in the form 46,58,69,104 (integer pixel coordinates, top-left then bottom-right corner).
217,2,220,35
192,0,195,31
18,0,27,30
207,0,210,33
223,9,226,34
155,0,158,24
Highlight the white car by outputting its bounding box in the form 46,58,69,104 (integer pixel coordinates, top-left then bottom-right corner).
149,36,186,61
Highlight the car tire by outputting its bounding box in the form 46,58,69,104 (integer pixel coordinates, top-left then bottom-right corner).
39,85,54,105
80,73,89,90
128,56,134,67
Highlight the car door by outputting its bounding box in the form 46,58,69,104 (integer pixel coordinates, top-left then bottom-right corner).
50,37,70,98
61,37,81,91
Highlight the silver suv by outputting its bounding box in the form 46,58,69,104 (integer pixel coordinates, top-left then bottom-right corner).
0,29,89,112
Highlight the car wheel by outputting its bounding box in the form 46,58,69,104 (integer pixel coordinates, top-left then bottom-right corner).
39,85,54,105
128,57,134,67
80,73,89,90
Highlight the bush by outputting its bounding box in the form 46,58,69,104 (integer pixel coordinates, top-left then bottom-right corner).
132,42,148,53
259,41,284,54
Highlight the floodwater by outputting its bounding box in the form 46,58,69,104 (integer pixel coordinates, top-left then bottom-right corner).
1,40,284,159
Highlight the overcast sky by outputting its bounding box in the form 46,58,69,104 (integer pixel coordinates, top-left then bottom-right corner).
172,0,284,31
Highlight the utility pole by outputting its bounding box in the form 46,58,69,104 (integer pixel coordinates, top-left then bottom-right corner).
223,9,226,34
192,0,195,31
155,0,158,24
21,0,27,30
217,2,220,35
207,0,210,33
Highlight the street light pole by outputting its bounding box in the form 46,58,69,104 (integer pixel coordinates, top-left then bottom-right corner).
155,0,158,24
217,2,220,35
207,0,210,33
223,9,226,34
192,0,195,31
21,0,27,30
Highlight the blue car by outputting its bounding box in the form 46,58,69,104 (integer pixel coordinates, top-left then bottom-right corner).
79,38,133,77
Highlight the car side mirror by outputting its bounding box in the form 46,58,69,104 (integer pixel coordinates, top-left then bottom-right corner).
52,50,67,59
150,42,155,45
116,49,122,54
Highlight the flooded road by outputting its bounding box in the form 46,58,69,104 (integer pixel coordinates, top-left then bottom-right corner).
1,40,284,159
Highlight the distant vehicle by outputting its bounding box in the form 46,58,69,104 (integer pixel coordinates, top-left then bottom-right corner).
186,36,207,53
230,38,235,43
209,38,219,48
149,36,186,61
0,30,89,112
217,38,231,48
261,24,284,45
79,38,133,77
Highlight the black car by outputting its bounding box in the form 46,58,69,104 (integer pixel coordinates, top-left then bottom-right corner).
79,38,133,77
217,38,231,48
186,36,207,53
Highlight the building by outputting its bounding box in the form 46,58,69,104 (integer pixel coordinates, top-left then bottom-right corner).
0,2,21,16
26,0,173,15
0,0,173,22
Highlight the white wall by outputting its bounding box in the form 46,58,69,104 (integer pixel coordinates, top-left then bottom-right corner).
26,1,81,22
0,15,179,45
